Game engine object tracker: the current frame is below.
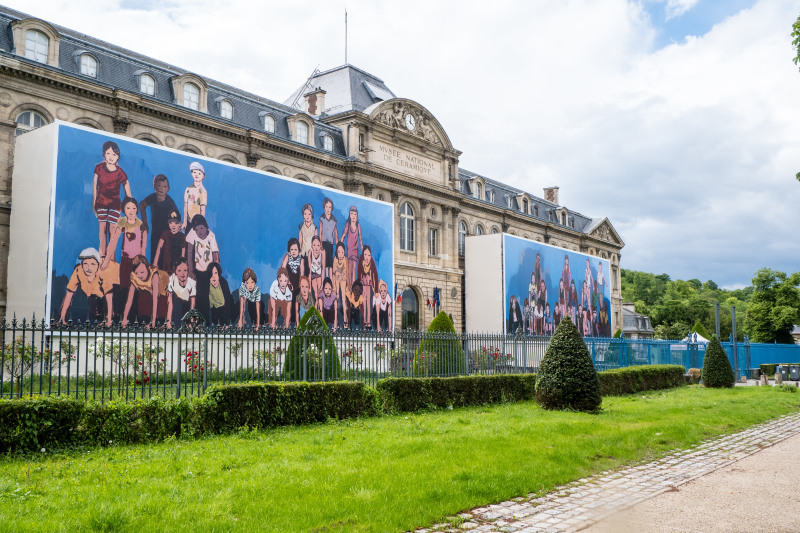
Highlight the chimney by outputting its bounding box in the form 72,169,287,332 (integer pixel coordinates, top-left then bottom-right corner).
304,87,326,116
543,186,559,205
623,302,636,314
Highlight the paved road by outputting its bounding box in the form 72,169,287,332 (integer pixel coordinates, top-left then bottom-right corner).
411,412,800,533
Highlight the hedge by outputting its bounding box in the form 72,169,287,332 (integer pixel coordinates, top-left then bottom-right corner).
1,365,691,452
598,365,686,396
376,374,537,413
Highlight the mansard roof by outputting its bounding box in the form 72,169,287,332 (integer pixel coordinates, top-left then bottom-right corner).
284,64,396,116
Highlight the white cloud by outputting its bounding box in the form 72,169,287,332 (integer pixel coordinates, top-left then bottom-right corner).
3,0,799,287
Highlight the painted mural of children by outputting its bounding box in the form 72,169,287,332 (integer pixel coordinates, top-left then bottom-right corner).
357,245,379,329
307,236,326,297
537,280,547,311
528,272,537,307
569,279,579,320
139,174,179,261
374,280,393,332
553,302,562,328
581,280,591,314
340,206,362,286
185,215,220,321
280,238,305,302
102,197,145,298
269,267,293,328
153,211,185,273
59,247,118,326
295,276,315,325
182,162,207,230
238,268,263,329
298,203,317,257
533,253,542,289
583,308,592,337
544,302,552,335
121,255,169,329
166,258,195,329
558,279,567,319
331,242,349,327
596,262,606,294
208,262,234,326
584,258,594,297
534,300,544,335
92,141,132,261
318,197,338,278
562,255,571,291
345,280,363,330
507,295,522,333
318,277,338,330
523,297,532,334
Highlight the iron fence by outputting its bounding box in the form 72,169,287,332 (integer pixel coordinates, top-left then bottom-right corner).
2,313,799,401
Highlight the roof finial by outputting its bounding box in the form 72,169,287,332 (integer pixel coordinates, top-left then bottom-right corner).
345,7,348,65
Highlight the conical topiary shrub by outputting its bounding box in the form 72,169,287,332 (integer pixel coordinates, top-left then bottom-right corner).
701,335,735,388
535,317,602,412
413,311,467,376
284,306,341,381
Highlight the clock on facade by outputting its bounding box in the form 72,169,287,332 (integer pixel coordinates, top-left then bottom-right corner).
404,113,416,131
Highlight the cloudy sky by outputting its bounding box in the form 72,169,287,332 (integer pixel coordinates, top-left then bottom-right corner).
8,0,800,288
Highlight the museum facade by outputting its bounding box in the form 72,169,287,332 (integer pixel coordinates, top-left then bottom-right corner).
0,6,624,331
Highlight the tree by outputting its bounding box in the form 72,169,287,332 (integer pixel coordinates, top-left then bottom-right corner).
701,336,735,388
691,320,710,339
535,317,601,412
284,306,341,381
745,268,800,343
413,311,467,376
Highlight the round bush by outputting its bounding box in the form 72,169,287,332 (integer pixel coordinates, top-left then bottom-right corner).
535,317,602,412
284,306,341,381
701,336,735,388
413,311,467,376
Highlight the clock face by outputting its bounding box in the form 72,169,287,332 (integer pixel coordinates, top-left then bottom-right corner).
405,113,416,131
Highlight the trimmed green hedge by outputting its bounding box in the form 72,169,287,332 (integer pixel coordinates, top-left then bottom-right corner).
1,364,692,452
760,364,777,377
598,365,686,395
376,374,537,413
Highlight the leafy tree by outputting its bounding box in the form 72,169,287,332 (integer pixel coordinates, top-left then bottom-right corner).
704,280,718,291
535,317,601,412
745,268,800,343
284,306,341,381
691,320,710,339
413,311,467,376
701,336,735,388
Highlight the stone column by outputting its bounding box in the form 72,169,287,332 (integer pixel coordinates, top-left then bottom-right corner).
418,198,429,264
441,206,452,268
451,207,461,266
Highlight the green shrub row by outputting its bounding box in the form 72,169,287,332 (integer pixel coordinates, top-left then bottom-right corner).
1,364,689,452
598,365,686,395
376,374,537,413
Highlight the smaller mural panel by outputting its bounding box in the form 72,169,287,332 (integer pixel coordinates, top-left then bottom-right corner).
503,234,612,336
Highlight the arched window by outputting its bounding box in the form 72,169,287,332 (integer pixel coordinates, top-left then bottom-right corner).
219,99,233,120
296,121,308,144
533,205,539,217
183,82,200,110
400,202,414,252
475,224,484,236
458,221,467,256
522,198,529,214
263,114,276,133
490,226,499,234
79,54,97,77
561,211,567,225
25,30,49,63
15,110,47,137
401,288,419,330
475,182,482,199
323,135,333,151
139,73,155,96
486,189,494,202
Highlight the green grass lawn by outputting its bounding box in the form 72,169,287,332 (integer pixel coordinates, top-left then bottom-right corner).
1,385,799,532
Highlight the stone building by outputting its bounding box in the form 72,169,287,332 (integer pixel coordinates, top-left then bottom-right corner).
0,6,624,331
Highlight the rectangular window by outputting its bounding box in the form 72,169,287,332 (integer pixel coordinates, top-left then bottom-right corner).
429,228,438,257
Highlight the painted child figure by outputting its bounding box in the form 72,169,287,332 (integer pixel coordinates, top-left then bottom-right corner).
340,206,362,286
185,215,220,321
297,203,317,257
269,267,293,328
331,242,350,328
357,245,379,329
315,277,337,330
102,197,146,301
166,258,196,329
345,280,363,331
92,141,132,261
122,255,169,329
307,236,326,298
294,276,315,325
139,174,179,262
60,247,119,326
153,211,186,274
318,198,338,279
182,162,207,230
238,268,263,329
373,280,393,332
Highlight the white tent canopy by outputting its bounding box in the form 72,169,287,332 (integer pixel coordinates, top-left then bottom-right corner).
681,332,710,343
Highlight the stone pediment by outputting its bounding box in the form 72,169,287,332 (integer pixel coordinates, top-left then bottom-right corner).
366,99,453,151
588,218,623,246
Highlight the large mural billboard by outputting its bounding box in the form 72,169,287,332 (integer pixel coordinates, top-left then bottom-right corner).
503,234,612,336
41,124,394,330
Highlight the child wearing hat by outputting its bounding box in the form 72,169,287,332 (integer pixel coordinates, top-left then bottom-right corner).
182,161,207,231
153,210,186,273
59,247,119,326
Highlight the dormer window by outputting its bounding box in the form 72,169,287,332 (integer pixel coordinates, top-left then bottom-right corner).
25,30,49,63
505,196,511,208
533,205,539,217
486,189,494,202
323,134,334,151
184,83,200,110
296,121,308,144
474,182,482,199
219,99,233,120
79,54,97,77
561,211,567,225
139,73,156,95
522,198,529,214
261,113,276,133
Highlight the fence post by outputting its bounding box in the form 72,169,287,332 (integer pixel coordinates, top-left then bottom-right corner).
731,305,739,379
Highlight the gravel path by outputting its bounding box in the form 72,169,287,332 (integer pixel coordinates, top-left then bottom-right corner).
410,412,800,533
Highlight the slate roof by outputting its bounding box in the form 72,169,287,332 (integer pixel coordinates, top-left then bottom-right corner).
1,5,611,238
622,306,655,335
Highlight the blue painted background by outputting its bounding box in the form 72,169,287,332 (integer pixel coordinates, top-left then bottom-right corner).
49,124,394,320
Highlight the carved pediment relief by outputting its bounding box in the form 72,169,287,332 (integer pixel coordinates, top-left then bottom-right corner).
590,221,621,245
374,101,442,147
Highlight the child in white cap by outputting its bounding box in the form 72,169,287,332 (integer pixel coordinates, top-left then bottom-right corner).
183,161,207,230
59,247,119,326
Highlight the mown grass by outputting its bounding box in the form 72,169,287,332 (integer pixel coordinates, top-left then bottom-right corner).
1,385,799,532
